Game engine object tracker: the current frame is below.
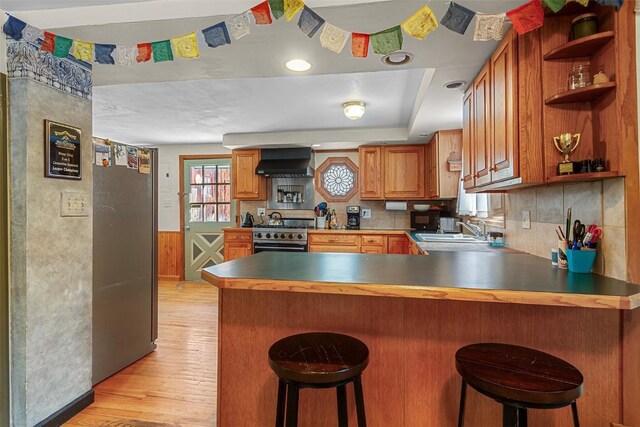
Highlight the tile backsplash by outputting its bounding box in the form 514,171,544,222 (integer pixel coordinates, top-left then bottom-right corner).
504,178,626,280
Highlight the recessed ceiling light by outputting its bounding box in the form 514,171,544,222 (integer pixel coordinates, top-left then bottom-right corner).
444,80,466,89
285,59,312,72
343,101,366,120
381,51,413,66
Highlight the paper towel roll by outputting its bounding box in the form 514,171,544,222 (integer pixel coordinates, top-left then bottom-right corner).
385,201,408,211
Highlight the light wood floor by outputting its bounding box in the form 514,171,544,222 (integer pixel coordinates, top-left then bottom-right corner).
66,280,218,427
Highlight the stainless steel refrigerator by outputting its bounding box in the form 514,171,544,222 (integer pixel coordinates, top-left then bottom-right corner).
92,148,158,385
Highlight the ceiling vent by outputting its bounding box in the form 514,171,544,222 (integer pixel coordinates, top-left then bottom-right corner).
444,80,466,89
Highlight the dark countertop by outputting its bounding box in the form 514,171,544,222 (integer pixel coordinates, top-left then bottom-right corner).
202,251,640,310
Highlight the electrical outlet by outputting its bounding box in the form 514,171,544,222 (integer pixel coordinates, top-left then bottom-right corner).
60,191,89,217
257,207,266,217
522,210,531,229
361,209,372,219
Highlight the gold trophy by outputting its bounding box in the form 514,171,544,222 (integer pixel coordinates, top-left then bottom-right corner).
553,133,581,175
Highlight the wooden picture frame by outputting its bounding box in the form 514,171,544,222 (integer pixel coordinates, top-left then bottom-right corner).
44,119,82,180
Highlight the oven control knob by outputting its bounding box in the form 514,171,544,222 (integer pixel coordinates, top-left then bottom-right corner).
288,234,293,239
256,233,262,239
266,233,271,239
297,234,303,239
280,233,286,239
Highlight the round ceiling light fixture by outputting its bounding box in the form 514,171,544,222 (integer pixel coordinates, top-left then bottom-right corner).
381,51,413,66
343,101,366,120
444,80,466,89
285,58,312,72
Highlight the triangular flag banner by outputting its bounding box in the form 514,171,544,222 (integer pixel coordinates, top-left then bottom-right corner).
3,15,27,41
252,1,273,24
351,33,370,58
72,40,94,62
22,24,43,43
95,44,116,64
298,6,325,38
507,0,544,35
152,40,173,62
401,5,438,40
268,0,285,20
284,0,305,22
227,13,251,40
116,45,136,66
595,0,623,7
202,22,231,48
53,35,73,58
543,0,567,13
41,32,56,53
320,23,349,53
371,26,403,55
572,0,590,6
171,32,200,59
473,13,505,41
441,2,476,35
137,43,152,62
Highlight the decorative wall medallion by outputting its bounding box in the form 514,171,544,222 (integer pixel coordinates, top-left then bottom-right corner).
6,40,93,99
315,157,359,202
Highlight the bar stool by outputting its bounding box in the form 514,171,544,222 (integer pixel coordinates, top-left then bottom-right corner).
455,343,583,427
268,332,369,427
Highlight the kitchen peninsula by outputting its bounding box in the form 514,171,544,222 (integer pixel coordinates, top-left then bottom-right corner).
203,252,640,427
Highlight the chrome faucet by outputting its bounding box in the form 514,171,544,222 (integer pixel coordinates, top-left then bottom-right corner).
456,221,486,240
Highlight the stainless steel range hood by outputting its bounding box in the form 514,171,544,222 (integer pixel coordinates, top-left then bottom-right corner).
255,148,314,178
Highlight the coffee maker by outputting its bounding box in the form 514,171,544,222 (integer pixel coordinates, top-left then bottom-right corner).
346,206,361,230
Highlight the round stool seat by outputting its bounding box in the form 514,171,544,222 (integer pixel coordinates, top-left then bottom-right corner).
455,343,583,406
269,332,369,385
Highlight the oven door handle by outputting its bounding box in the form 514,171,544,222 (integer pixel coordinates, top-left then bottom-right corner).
254,245,307,251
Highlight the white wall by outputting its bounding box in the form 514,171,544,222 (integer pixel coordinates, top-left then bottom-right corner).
157,143,231,231
1,11,7,74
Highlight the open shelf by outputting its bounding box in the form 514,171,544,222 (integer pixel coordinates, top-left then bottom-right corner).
544,31,615,60
546,171,620,183
545,82,616,105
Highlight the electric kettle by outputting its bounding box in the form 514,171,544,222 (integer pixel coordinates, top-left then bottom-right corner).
241,212,254,228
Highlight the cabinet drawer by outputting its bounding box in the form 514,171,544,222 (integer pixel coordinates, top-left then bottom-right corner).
224,231,252,242
309,245,361,253
309,234,359,246
360,245,385,254
360,235,384,246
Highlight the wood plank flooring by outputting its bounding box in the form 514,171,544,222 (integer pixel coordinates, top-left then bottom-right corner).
66,280,218,427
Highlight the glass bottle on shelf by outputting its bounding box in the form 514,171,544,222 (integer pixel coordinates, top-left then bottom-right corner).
568,64,591,90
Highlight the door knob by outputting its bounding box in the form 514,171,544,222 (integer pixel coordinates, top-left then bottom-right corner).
185,225,191,231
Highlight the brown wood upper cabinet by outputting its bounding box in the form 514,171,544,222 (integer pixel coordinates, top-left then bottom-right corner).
462,90,475,189
359,146,383,199
359,144,426,200
426,130,462,199
473,62,492,187
232,149,266,200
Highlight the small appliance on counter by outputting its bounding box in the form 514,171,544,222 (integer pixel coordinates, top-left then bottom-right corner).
411,209,445,232
241,212,254,228
439,217,459,233
346,206,361,230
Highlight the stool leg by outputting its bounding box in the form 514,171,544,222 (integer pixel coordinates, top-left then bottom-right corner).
285,384,299,427
571,401,580,427
275,380,286,427
337,384,348,427
353,376,367,427
457,379,467,427
502,405,527,427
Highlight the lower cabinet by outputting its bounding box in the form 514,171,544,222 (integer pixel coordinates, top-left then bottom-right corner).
387,235,410,255
223,229,253,262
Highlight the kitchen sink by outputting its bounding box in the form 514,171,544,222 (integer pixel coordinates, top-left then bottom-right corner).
414,233,484,243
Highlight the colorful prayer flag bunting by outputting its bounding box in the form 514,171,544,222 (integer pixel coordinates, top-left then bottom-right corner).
53,35,73,58
95,44,116,64
543,0,567,13
595,0,623,8
351,33,370,58
440,2,476,35
473,13,505,41
320,23,349,53
171,33,200,59
507,0,545,35
202,22,231,48
152,40,173,62
401,5,438,40
41,32,56,53
72,40,94,62
298,6,324,38
574,0,589,5
371,26,403,55
116,45,136,66
22,24,43,43
137,43,152,62
269,0,285,20
252,1,273,24
3,15,27,41
284,0,305,22
227,12,251,40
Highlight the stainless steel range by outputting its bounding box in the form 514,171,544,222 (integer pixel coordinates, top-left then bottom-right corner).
253,226,309,253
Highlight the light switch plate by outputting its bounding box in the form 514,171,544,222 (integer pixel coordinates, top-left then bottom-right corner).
257,207,266,217
522,210,531,229
361,209,372,219
60,191,89,217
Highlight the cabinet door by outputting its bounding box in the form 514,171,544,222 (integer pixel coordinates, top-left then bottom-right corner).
426,137,438,199
473,63,492,187
490,32,518,183
437,130,462,198
462,90,475,190
383,146,426,199
223,243,252,262
359,146,383,199
387,236,410,254
232,150,266,200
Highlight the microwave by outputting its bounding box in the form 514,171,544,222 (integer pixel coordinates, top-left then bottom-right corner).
410,210,441,231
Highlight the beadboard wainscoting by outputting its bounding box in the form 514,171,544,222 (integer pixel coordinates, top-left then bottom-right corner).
159,231,183,281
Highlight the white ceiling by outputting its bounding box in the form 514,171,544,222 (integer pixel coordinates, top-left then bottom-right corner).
1,0,522,147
